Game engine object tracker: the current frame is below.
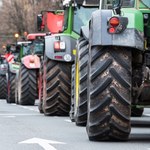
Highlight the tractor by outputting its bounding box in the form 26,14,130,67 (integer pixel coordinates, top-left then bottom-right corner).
37,0,98,116
74,0,150,141
15,33,45,105
5,44,20,103
68,0,99,125
0,54,7,99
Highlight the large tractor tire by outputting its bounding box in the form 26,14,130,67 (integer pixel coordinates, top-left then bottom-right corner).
75,37,88,126
7,72,16,103
18,64,38,105
15,73,19,104
86,46,131,141
43,58,71,116
70,64,75,122
38,60,44,113
0,75,7,99
15,81,19,104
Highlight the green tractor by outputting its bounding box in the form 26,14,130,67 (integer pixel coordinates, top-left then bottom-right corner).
37,0,98,116
75,0,150,141
71,0,99,125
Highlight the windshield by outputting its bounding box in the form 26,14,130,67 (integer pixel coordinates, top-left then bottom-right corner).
101,0,135,9
73,6,98,34
33,41,44,55
122,0,135,7
141,0,150,8
22,41,44,56
22,44,32,56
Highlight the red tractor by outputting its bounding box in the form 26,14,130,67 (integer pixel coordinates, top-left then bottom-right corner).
16,33,45,105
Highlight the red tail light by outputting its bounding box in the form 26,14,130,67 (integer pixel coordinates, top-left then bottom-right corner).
54,41,60,50
109,27,116,33
55,56,63,59
54,41,65,52
109,17,119,27
108,16,128,34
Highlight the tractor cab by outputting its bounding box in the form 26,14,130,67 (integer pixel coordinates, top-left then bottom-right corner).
37,0,99,35
17,41,32,59
138,0,150,50
27,33,45,56
72,0,99,34
101,0,134,9
5,43,20,63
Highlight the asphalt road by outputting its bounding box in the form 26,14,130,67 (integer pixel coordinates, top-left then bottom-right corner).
0,99,150,150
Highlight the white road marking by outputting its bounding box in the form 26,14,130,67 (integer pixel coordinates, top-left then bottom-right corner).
11,104,17,106
3,116,16,118
17,105,39,112
64,119,72,123
19,138,66,150
145,114,150,117
0,114,41,116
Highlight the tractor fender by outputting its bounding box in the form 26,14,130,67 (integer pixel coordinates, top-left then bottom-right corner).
21,55,40,69
80,24,90,41
90,10,144,50
45,34,76,62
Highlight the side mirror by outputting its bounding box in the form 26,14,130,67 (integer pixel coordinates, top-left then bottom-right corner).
37,14,44,31
112,0,122,15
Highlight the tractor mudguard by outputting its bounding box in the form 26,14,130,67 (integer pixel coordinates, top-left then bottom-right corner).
45,34,76,62
21,55,40,69
90,10,144,50
8,62,20,74
80,24,90,41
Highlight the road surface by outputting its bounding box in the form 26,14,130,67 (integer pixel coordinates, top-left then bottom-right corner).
0,100,150,150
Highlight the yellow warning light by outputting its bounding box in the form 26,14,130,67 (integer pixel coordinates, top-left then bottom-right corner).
73,49,76,55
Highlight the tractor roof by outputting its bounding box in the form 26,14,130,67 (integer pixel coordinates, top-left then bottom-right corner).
75,0,99,5
17,41,32,45
63,0,99,6
27,33,46,40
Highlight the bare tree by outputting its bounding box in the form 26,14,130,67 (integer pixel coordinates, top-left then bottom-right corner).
0,0,61,52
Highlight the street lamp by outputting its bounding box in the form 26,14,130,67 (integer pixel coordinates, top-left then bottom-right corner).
14,33,19,44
